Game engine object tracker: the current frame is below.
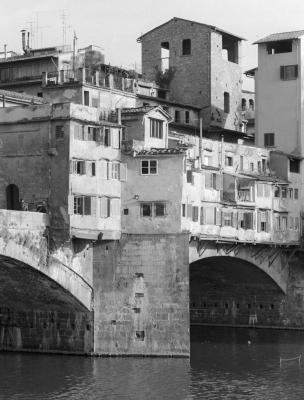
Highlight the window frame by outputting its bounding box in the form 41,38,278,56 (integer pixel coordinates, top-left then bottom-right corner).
150,118,164,139
141,159,158,175
264,133,275,147
182,39,191,56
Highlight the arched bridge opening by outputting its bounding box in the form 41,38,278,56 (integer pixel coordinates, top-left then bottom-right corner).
190,256,286,330
0,255,93,354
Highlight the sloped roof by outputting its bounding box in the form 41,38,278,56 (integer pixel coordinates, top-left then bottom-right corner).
121,105,172,121
121,106,155,114
135,148,186,156
254,30,304,44
0,89,44,104
137,17,245,41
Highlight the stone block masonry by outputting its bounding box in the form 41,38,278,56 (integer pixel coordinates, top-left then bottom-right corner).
93,233,190,356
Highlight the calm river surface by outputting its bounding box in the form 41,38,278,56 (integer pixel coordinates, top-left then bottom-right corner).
1,327,304,399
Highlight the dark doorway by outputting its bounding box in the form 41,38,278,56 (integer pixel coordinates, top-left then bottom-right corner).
6,184,20,210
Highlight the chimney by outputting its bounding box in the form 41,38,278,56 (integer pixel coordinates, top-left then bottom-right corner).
21,30,26,53
27,31,30,51
4,44,7,60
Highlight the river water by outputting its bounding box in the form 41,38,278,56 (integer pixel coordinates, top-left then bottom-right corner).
1,327,304,399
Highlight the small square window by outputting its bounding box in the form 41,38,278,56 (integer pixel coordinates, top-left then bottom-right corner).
55,125,64,140
141,203,152,217
141,160,158,175
225,156,233,167
155,202,166,217
289,159,300,173
264,133,275,147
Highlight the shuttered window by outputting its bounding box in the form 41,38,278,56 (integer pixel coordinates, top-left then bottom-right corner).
280,65,298,80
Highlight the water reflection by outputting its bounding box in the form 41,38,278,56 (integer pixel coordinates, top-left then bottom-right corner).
1,327,304,399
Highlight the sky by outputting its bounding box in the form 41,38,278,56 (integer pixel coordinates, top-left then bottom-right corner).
1,0,304,90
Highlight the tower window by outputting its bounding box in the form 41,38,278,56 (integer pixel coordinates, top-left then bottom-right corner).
264,133,275,147
182,39,191,55
224,92,230,113
280,65,298,80
161,42,170,72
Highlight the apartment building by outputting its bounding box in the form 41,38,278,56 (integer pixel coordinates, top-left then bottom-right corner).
0,103,124,244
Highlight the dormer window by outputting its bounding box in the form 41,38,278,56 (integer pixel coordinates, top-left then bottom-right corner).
150,118,163,139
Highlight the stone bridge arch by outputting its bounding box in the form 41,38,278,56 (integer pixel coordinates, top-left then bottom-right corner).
189,240,289,294
0,210,93,310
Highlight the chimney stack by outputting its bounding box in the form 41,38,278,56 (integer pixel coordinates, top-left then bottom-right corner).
21,30,26,53
27,31,30,52
4,44,7,60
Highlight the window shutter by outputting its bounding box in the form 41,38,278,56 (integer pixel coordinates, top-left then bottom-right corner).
280,66,285,80
257,212,261,232
69,160,73,174
215,174,222,190
91,197,97,217
216,208,221,226
81,161,86,175
99,127,105,145
107,161,112,180
84,196,91,215
200,206,204,225
112,130,120,149
267,211,270,232
232,212,238,228
111,198,120,216
187,204,192,218
205,172,212,189
120,163,127,181
83,126,89,141
68,195,74,215
100,197,107,218
100,160,108,179
86,161,91,176
253,212,256,230
186,170,192,183
107,198,111,217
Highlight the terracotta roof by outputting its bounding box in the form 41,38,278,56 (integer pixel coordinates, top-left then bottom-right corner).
135,148,186,156
137,17,246,41
240,172,289,184
121,106,156,114
254,30,304,44
0,89,44,104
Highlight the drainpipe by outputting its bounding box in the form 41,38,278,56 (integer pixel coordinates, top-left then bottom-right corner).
220,134,224,169
199,117,203,168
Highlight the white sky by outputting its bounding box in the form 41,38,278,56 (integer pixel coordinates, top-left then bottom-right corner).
1,0,304,90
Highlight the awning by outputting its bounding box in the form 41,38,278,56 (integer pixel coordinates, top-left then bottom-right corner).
71,229,100,240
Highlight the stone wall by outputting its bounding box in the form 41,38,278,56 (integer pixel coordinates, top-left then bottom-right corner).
93,233,189,356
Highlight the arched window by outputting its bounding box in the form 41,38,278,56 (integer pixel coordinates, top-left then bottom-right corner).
242,98,246,111
6,184,20,210
249,99,254,111
182,39,191,55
